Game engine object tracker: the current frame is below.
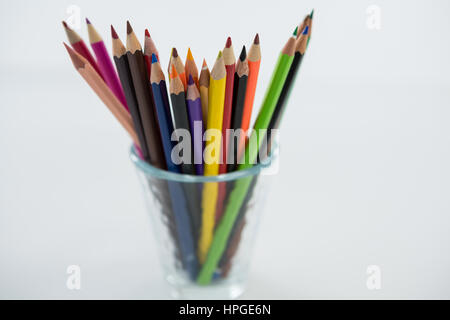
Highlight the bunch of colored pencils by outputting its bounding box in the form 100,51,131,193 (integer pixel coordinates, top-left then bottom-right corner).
63,11,313,284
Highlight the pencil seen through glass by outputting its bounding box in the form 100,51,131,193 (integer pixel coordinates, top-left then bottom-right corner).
63,10,313,299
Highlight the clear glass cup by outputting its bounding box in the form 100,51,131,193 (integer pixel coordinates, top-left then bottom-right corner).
130,145,277,299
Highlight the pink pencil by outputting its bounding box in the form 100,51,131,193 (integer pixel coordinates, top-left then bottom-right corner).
86,18,128,110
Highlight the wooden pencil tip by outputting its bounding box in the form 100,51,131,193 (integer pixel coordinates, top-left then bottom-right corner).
202,58,207,68
186,48,194,61
253,33,260,45
188,74,194,85
63,42,85,68
126,21,133,35
225,37,232,48
111,25,118,39
62,21,69,29
172,47,179,58
145,29,150,38
239,45,247,61
85,17,91,24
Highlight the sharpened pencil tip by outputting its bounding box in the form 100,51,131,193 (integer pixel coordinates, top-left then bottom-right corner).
225,37,232,48
145,29,150,38
254,33,260,45
62,21,69,29
188,74,194,85
111,25,118,39
293,26,298,36
310,9,314,19
217,50,222,59
302,26,309,35
85,18,91,24
239,45,247,61
126,21,133,35
202,58,207,68
151,53,158,64
172,47,179,58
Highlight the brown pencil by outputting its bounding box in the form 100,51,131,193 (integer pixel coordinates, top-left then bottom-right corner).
63,43,140,148
199,59,210,125
126,21,166,169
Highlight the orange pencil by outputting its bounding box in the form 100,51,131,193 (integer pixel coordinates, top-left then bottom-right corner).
238,34,261,159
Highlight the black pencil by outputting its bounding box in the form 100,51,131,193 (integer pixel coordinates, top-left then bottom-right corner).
111,25,150,161
126,21,166,169
228,46,249,172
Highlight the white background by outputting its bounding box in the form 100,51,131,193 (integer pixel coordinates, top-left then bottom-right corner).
1,0,450,299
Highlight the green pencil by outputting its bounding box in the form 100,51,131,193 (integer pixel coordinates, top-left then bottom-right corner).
197,33,297,284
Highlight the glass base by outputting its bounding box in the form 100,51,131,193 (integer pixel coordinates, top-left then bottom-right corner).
166,275,245,300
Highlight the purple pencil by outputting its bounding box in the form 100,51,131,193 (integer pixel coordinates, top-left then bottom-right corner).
86,18,128,111
186,75,204,175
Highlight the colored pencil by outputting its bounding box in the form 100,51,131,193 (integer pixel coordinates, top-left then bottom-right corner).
151,55,179,173
86,19,128,110
169,64,203,245
238,34,261,159
227,46,249,172
186,75,204,176
62,21,104,79
171,48,187,90
151,54,198,279
198,51,226,263
144,29,160,80
111,25,150,161
169,65,195,175
63,43,139,148
126,21,166,169
185,48,199,89
199,59,210,125
214,38,236,221
197,34,296,284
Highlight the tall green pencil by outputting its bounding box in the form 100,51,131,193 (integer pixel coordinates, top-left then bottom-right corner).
197,33,297,284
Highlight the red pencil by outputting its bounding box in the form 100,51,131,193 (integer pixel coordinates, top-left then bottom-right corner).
144,29,159,80
216,37,236,222
62,21,104,80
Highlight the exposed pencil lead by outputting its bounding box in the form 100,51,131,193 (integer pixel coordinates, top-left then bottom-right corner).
172,47,179,58
188,74,194,85
186,48,194,61
62,21,69,29
217,50,222,59
170,64,178,79
225,37,232,48
126,21,133,35
293,26,298,36
85,18,91,24
145,29,150,38
111,25,118,39
151,53,158,64
239,46,247,61
253,33,260,45
310,9,314,19
302,26,309,35
202,58,207,68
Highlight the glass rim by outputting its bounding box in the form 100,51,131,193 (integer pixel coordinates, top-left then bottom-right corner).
129,144,276,183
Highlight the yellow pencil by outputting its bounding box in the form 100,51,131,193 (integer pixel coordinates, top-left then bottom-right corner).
198,51,226,263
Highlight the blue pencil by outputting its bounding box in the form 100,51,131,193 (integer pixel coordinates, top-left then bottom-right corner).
151,54,198,279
